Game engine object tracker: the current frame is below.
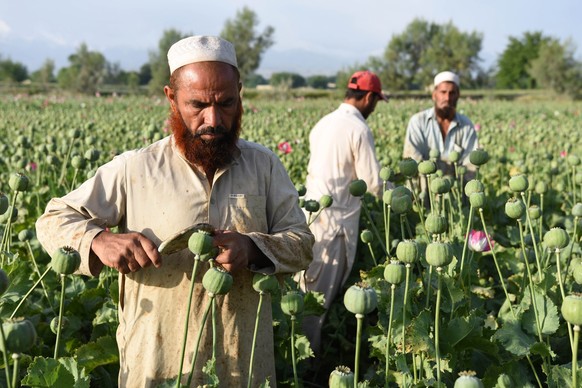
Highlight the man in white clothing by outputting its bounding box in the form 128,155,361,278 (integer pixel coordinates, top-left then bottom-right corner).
297,70,390,356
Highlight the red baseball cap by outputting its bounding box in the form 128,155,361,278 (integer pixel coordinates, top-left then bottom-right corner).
347,70,388,101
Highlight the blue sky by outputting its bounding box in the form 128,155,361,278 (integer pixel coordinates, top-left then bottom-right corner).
1,0,581,77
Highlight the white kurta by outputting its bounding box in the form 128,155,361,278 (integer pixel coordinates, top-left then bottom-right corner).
296,103,384,351
35,136,314,387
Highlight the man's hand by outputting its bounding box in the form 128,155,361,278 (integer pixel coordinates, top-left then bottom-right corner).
212,230,270,273
91,231,162,274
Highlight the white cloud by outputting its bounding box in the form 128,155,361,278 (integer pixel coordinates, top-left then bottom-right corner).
38,31,67,46
0,19,11,37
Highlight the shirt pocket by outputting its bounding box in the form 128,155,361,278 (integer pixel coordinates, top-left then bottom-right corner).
227,194,268,233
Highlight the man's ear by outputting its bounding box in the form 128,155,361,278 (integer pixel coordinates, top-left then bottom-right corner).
164,85,177,112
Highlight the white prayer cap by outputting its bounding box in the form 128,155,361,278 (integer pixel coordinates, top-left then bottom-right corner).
167,35,238,75
434,71,460,88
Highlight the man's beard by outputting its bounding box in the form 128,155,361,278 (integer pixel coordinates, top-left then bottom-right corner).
169,104,242,172
435,102,456,120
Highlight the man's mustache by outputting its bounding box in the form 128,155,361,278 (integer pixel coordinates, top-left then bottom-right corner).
194,126,228,138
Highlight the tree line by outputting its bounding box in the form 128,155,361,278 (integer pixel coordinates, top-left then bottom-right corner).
1,7,581,98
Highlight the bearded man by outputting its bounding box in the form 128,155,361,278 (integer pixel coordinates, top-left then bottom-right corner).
403,71,479,175
35,35,313,387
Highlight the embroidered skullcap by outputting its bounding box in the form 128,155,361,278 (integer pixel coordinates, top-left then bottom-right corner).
434,71,460,88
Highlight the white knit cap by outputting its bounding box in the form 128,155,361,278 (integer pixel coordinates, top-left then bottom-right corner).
167,35,238,74
434,71,460,88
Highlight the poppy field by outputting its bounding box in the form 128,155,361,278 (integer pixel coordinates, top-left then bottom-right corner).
0,93,581,387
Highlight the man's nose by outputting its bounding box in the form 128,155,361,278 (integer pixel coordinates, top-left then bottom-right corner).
204,106,222,127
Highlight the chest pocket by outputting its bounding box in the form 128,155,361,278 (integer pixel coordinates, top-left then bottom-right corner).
227,194,268,233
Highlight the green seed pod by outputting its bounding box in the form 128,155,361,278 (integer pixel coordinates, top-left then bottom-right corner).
392,185,412,199
574,265,582,285
84,148,100,162
430,176,450,194
199,246,219,262
464,179,484,197
0,269,9,296
505,198,525,220
535,181,548,194
188,231,214,256
457,165,467,176
528,205,541,220
454,371,484,388
469,148,489,166
68,128,82,139
51,246,81,275
295,183,306,197
543,227,569,250
319,195,333,209
425,242,452,267
202,266,233,296
508,174,529,192
71,155,86,169
360,229,374,244
0,206,17,223
50,316,69,335
382,190,392,205
399,158,418,177
304,199,320,213
425,213,448,235
561,293,582,326
396,240,418,264
0,192,8,215
379,166,394,182
391,194,412,214
17,229,34,242
496,374,513,388
1,318,37,354
384,261,405,285
567,154,580,167
572,203,582,218
429,148,440,160
329,365,354,388
9,172,30,192
343,283,377,315
469,192,486,209
252,273,279,295
418,160,437,175
281,290,304,316
349,179,367,197
449,150,461,163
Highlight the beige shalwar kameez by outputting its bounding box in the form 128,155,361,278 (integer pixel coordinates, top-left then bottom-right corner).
35,136,314,387
296,103,385,352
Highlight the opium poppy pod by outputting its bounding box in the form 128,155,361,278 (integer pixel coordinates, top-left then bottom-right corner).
454,371,484,388
505,197,525,219
8,172,30,193
418,160,437,175
464,179,484,197
399,158,418,178
349,179,367,197
188,231,214,256
391,194,412,215
469,192,486,209
0,269,9,296
281,290,304,316
304,199,320,213
252,273,279,295
396,240,419,264
51,246,81,275
0,192,8,215
360,229,374,244
543,227,570,250
561,293,582,326
202,266,233,296
469,148,489,166
384,261,405,285
343,283,377,315
508,174,529,193
573,203,582,218
379,166,394,182
1,318,37,354
425,242,452,268
425,213,448,235
329,365,354,388
449,150,461,163
319,194,333,209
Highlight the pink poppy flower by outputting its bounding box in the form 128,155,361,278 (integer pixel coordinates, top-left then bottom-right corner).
278,141,293,154
28,162,38,172
468,230,493,252
474,124,481,131
560,150,568,158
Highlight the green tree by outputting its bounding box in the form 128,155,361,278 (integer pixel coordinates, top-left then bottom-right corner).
374,19,482,90
269,72,306,89
30,59,55,85
496,31,551,89
148,29,189,95
0,56,28,82
529,38,582,98
306,75,331,89
57,43,107,94
220,7,275,83
244,73,268,88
